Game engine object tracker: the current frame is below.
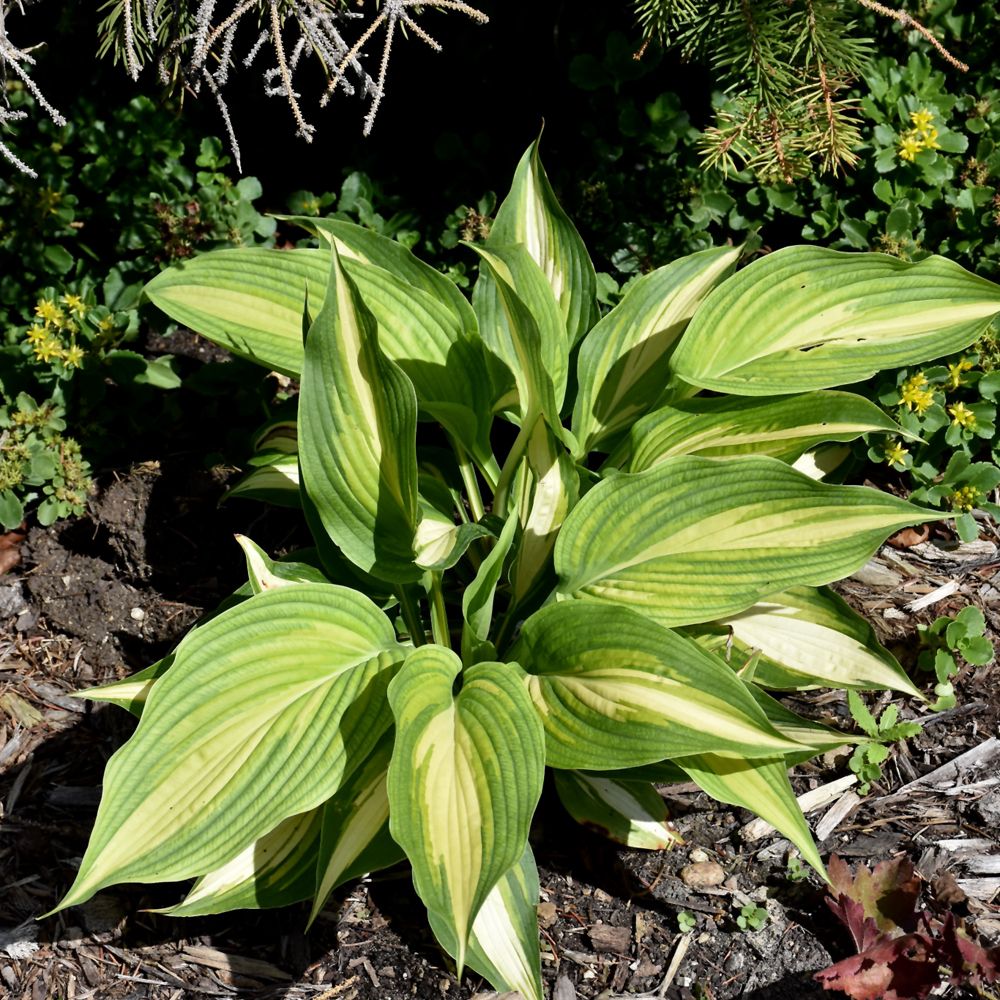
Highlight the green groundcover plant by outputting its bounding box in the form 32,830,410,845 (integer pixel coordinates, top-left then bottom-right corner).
49,140,1000,999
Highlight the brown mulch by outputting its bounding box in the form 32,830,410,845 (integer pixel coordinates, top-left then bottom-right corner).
2,466,1000,999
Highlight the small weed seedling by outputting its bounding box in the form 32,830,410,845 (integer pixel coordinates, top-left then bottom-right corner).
736,904,769,932
786,856,812,882
678,910,696,933
918,605,994,710
847,690,922,795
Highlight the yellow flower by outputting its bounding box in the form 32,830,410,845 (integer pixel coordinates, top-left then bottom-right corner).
922,126,941,151
34,299,64,324
884,440,909,468
899,373,936,413
97,316,115,335
61,293,86,315
34,339,64,363
25,325,48,345
948,401,976,428
898,129,924,162
950,485,980,513
62,343,85,368
946,359,974,390
910,108,935,133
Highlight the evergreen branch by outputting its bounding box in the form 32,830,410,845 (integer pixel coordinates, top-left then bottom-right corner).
852,0,968,72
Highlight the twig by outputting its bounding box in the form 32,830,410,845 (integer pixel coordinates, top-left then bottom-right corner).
852,0,969,71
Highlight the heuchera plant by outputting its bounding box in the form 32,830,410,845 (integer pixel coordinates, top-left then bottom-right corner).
817,855,1000,999
50,140,1000,999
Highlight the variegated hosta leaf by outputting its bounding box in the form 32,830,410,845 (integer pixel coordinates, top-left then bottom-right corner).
669,247,1000,395
51,585,406,913
744,683,854,766
676,754,826,878
309,729,405,927
629,391,899,473
467,244,566,432
488,138,598,349
223,454,302,508
157,808,322,916
518,601,801,770
387,646,545,974
72,656,174,717
701,585,923,697
462,511,519,665
553,770,683,850
250,414,299,460
236,535,331,594
510,419,579,609
555,455,930,628
299,245,420,582
572,246,740,459
429,843,544,1000
414,506,493,571
143,245,496,471
281,217,478,333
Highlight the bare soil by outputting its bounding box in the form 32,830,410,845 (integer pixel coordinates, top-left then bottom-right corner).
2,458,1000,1000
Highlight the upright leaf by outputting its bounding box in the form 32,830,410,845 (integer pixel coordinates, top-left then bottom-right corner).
299,245,421,582
235,535,331,594
462,511,519,665
429,843,545,1000
555,455,930,627
489,137,598,349
51,585,406,912
630,391,900,472
572,246,740,457
518,601,801,769
467,244,565,433
509,419,579,609
670,248,1000,395
387,646,545,974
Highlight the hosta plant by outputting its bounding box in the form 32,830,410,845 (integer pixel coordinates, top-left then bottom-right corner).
52,141,1000,1000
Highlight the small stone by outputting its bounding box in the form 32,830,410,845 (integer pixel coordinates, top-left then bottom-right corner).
593,888,613,903
633,957,661,978
724,951,745,974
536,901,558,928
688,848,710,863
553,980,576,1000
589,924,631,954
723,876,739,891
679,861,725,888
130,607,145,621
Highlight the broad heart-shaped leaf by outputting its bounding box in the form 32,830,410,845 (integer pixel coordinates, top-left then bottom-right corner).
517,601,801,770
670,247,1000,395
387,647,545,975
677,754,827,879
51,585,406,913
143,246,496,472
155,808,322,916
509,418,579,609
467,244,566,432
552,770,683,850
554,455,931,628
488,137,598,350
572,245,740,458
299,244,420,583
429,843,544,1000
629,391,900,472
309,728,405,928
692,586,923,698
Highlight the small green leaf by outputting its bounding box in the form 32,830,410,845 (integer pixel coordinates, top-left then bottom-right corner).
848,689,879,738
959,635,994,666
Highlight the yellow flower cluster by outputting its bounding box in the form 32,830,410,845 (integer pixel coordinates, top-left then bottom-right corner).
27,294,98,369
899,372,936,415
948,401,976,428
898,108,942,163
950,485,981,513
946,359,974,390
